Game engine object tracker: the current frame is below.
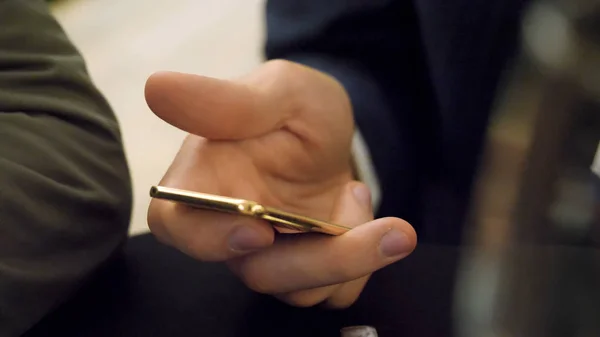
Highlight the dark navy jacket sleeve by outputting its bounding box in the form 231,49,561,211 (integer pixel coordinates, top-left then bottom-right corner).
265,0,440,224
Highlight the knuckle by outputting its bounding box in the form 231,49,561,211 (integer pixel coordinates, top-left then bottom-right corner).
324,276,370,309
240,272,274,295
251,59,303,114
259,60,301,93
279,293,323,308
147,200,224,261
184,237,213,261
237,262,276,294
263,59,300,75
147,200,189,235
147,199,170,236
181,232,226,262
147,199,191,233
332,265,356,283
324,295,358,310
327,254,358,282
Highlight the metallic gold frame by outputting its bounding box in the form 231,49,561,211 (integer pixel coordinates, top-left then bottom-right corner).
149,186,350,235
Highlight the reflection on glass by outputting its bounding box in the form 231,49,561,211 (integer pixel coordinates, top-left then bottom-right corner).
454,0,600,336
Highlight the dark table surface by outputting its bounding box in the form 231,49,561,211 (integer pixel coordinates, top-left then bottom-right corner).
25,234,600,337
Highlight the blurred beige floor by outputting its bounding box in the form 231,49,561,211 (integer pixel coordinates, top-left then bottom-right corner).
51,0,265,235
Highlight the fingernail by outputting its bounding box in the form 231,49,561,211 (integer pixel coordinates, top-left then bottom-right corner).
352,184,371,208
380,230,411,258
229,226,268,253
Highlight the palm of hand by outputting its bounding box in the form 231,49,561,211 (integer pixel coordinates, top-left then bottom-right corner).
153,60,355,224
159,127,352,226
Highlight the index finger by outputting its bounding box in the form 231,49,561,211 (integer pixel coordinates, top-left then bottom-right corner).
144,67,291,140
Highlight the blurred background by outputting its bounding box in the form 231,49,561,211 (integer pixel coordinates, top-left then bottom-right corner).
42,0,600,335
50,0,265,235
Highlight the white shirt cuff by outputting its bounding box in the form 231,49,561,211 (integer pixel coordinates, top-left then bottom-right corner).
592,141,600,178
352,129,381,212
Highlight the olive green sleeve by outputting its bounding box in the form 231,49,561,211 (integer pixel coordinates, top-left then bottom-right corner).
0,1,132,335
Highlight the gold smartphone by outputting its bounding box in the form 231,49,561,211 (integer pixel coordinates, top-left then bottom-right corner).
149,186,350,235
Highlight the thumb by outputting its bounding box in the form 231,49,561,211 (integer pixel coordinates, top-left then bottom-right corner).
273,182,375,306
229,182,418,294
144,71,291,140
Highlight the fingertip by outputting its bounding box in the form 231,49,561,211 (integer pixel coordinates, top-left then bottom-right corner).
144,71,221,136
143,70,279,139
350,181,372,209
145,71,176,98
380,216,417,241
144,71,179,121
346,217,416,260
374,217,417,257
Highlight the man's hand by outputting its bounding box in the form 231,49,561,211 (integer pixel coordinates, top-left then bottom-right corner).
145,60,417,308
